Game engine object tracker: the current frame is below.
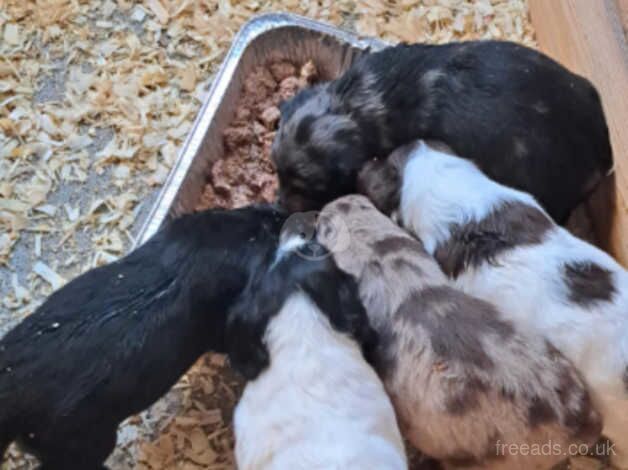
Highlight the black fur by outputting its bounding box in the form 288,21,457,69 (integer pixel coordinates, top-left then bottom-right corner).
0,205,287,469
278,85,321,122
226,237,377,381
274,40,612,222
275,130,367,213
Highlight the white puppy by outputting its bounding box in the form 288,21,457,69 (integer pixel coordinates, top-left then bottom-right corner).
229,233,407,470
360,140,628,468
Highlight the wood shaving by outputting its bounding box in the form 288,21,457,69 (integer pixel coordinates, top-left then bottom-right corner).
32,261,66,290
145,0,170,25
0,1,539,469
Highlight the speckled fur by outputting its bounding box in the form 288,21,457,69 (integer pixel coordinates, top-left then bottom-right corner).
273,41,612,222
391,141,628,468
317,195,602,470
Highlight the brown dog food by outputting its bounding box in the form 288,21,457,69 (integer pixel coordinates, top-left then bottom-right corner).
196,60,317,210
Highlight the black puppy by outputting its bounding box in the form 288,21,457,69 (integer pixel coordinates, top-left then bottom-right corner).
0,205,286,469
272,40,612,222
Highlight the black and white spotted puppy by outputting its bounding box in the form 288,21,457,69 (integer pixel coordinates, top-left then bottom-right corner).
360,140,628,469
227,226,407,470
272,40,612,223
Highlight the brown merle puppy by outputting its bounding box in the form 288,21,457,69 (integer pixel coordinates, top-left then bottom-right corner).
0,205,286,470
360,141,628,469
315,195,601,470
272,41,612,223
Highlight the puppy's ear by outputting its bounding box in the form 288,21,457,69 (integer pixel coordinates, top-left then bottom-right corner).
225,292,271,381
356,159,400,215
300,264,378,362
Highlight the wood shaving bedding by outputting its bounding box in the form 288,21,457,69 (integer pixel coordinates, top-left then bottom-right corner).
0,1,540,469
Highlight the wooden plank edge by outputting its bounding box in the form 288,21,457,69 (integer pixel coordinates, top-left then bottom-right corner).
529,0,628,265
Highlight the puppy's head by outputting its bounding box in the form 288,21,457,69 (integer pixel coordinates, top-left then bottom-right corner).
356,140,450,216
196,203,288,285
272,85,368,212
226,221,377,380
277,223,378,364
319,195,425,282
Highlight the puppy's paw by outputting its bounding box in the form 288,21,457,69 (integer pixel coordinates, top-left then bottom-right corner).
228,337,270,381
226,297,273,381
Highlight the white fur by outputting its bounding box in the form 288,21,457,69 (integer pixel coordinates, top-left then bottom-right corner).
234,292,407,470
399,141,542,255
398,141,628,468
234,232,406,470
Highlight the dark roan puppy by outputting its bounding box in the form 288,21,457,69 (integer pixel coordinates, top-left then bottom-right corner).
272,40,612,222
0,205,287,469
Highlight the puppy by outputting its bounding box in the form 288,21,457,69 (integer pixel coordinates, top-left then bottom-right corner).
228,229,407,470
314,195,601,469
0,205,287,469
272,40,612,222
361,141,628,468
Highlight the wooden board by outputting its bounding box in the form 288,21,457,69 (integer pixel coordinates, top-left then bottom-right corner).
529,0,628,265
